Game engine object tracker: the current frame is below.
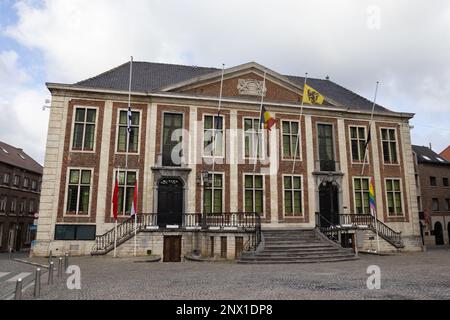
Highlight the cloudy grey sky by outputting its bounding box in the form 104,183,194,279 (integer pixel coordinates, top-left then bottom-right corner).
1,0,449,164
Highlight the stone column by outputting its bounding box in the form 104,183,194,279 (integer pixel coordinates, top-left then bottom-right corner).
305,115,316,227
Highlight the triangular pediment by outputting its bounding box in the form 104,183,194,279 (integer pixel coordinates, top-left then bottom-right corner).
158,62,337,106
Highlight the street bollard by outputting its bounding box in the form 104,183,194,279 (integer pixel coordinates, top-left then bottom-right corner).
48,250,53,264
58,257,63,277
48,261,54,285
14,278,22,300
34,268,41,298
64,252,69,271
9,247,12,260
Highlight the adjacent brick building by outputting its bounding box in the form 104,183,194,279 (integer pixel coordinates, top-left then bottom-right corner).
440,145,450,161
0,141,43,252
33,61,422,258
412,145,450,246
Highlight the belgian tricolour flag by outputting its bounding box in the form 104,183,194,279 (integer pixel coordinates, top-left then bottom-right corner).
260,105,277,131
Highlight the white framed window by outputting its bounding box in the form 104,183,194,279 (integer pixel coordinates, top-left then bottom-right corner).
29,200,35,213
25,224,32,244
3,173,10,184
243,118,264,159
381,128,398,164
114,170,137,216
353,177,370,214
71,107,97,152
244,174,264,214
13,175,20,186
10,198,16,213
203,115,224,157
283,175,303,216
66,168,93,215
281,121,300,160
19,198,26,213
350,126,368,163
23,177,29,189
0,223,3,246
0,196,6,212
203,173,224,214
31,180,37,191
116,109,141,153
386,178,403,216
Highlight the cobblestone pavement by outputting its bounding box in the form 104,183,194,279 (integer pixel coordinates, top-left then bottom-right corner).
18,249,450,300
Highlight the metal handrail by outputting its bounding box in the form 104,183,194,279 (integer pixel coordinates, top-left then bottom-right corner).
92,212,261,253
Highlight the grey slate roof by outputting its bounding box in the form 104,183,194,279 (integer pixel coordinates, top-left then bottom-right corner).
412,145,450,165
0,141,43,174
76,61,394,113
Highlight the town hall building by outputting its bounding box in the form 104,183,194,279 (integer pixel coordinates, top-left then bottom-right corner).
32,61,422,262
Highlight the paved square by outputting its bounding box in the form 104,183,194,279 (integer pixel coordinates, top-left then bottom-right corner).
14,248,450,300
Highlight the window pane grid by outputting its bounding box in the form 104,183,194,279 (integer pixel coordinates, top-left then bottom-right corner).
386,178,403,216
282,121,300,159
283,176,302,216
381,129,398,164
66,169,92,215
72,107,96,151
116,170,137,215
350,126,367,162
244,118,264,159
117,110,140,153
203,173,223,214
203,116,224,157
244,174,264,214
354,178,370,214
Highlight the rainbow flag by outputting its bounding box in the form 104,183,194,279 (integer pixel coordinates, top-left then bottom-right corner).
369,177,376,214
260,105,277,131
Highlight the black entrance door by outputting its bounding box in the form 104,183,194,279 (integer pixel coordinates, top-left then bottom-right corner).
319,181,339,226
434,222,444,245
158,178,183,227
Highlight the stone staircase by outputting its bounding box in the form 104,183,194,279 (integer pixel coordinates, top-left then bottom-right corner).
238,229,358,264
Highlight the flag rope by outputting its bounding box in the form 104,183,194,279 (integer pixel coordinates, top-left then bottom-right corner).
253,71,267,172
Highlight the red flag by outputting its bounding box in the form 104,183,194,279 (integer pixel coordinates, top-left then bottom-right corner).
131,181,138,216
112,174,119,221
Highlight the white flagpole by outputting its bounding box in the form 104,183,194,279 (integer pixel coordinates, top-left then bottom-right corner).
113,219,117,258
361,81,380,252
253,70,267,172
291,73,308,173
212,64,225,175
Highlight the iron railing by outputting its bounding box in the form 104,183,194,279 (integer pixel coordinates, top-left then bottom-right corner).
92,212,261,254
315,212,404,248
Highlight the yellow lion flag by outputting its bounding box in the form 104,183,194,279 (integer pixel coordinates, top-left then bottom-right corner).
302,84,324,105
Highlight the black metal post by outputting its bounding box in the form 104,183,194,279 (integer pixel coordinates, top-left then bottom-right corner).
14,278,22,300
48,262,54,285
34,268,41,298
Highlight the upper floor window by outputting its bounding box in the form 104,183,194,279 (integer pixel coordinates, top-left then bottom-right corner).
117,110,140,153
115,170,137,216
443,177,449,187
66,169,92,215
244,174,264,214
0,196,6,212
72,107,96,151
350,126,367,162
29,199,35,213
445,198,450,211
283,176,302,216
244,118,264,159
203,173,223,214
354,177,370,214
19,198,26,213
203,115,224,157
317,123,335,171
432,198,439,211
10,198,16,213
3,173,9,184
23,177,29,189
282,121,300,160
162,113,183,166
13,175,20,186
31,180,37,191
430,176,437,186
386,178,403,216
381,128,398,164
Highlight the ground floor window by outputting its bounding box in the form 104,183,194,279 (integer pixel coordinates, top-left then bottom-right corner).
283,175,302,216
115,170,137,216
354,177,370,214
203,173,223,214
244,174,264,214
386,178,403,216
54,225,96,240
67,168,92,215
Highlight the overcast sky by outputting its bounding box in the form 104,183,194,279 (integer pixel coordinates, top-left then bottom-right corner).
1,0,449,164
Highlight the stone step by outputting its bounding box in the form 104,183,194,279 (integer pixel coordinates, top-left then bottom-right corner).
253,252,352,259
237,256,359,264
254,248,343,255
264,243,335,249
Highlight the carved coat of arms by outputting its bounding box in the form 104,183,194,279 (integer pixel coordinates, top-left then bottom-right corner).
237,79,267,96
